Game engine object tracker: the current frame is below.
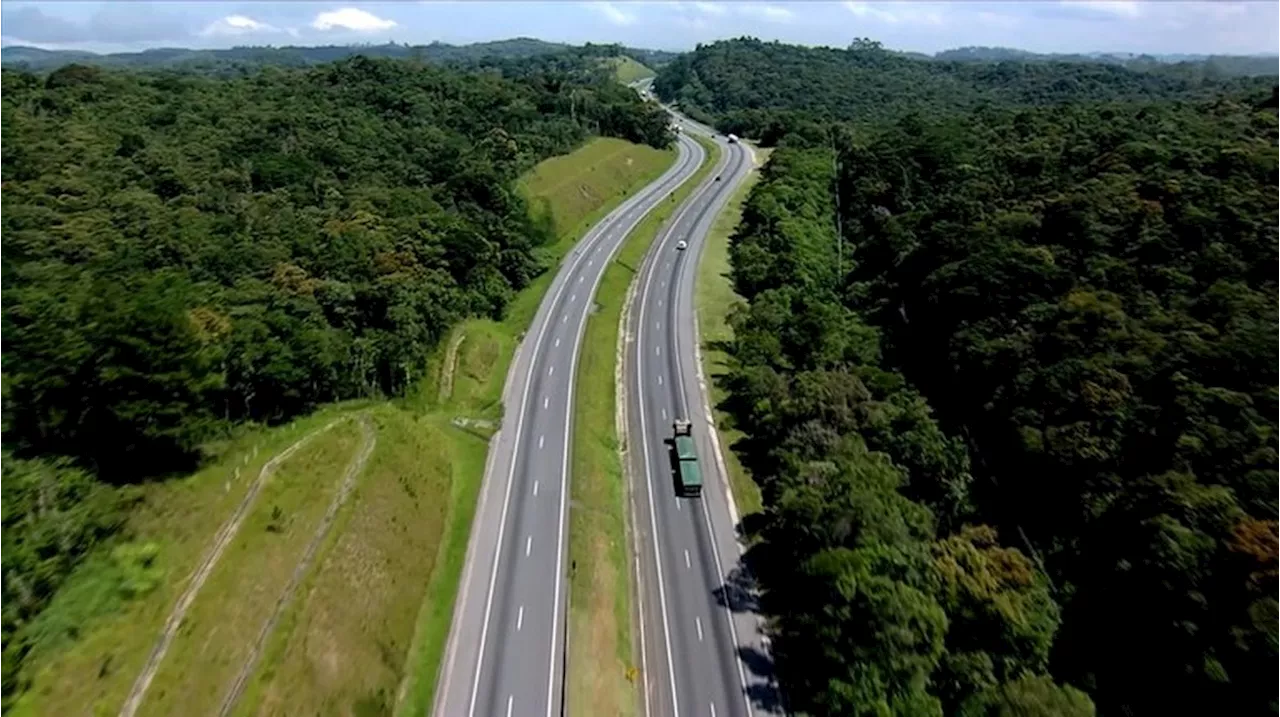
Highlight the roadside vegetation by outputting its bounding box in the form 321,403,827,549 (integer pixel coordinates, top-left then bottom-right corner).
2,47,676,714
567,135,718,717
659,38,1277,717
603,55,656,84
692,145,771,519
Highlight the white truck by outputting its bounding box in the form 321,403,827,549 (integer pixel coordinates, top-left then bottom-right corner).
727,133,739,144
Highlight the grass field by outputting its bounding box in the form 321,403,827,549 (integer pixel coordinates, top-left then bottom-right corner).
9,136,676,717
567,135,719,717
602,55,655,84
694,146,772,519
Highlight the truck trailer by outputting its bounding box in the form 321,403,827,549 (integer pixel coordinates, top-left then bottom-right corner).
672,419,703,497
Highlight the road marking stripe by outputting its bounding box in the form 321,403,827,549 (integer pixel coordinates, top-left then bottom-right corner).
538,435,545,449
548,365,554,376
517,606,524,631
554,337,561,347
506,695,514,717
684,550,691,569
543,396,549,409
696,617,703,642
533,480,539,496
657,375,663,386
525,536,532,557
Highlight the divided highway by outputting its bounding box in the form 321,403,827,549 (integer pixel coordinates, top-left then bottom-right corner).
625,118,782,717
434,133,706,717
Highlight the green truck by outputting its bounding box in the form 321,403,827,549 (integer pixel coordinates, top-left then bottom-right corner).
672,419,703,497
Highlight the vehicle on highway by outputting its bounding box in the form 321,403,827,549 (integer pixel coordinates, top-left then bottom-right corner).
676,240,688,250
715,175,722,181
670,420,703,497
727,133,739,144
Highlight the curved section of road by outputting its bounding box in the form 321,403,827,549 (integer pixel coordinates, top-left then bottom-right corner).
625,119,783,717
434,133,706,717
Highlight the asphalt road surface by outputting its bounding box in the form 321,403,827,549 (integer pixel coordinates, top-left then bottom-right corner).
433,132,707,717
625,119,783,717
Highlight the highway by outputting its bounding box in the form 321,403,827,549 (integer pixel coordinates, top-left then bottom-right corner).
433,131,707,717
625,113,782,717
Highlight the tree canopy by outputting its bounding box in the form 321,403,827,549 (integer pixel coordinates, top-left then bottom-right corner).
707,39,1277,716
0,53,670,705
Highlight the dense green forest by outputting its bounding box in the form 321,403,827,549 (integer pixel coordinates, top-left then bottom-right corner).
0,53,668,703
934,46,1279,77
0,39,676,74
704,40,1277,717
654,38,1278,143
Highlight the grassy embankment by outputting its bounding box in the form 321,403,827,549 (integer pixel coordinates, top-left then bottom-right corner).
8,136,674,717
694,146,772,519
603,55,656,84
567,134,718,716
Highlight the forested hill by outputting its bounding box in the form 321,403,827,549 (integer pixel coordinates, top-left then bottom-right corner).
653,38,1278,142
935,46,1279,77
716,63,1277,717
1,56,670,478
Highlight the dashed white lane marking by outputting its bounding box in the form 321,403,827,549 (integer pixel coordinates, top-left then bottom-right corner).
562,315,568,324
570,293,577,302
538,435,545,449
525,536,533,557
662,281,667,288
676,497,682,512
657,375,663,386
656,346,661,356
533,480,540,496
658,300,664,307
696,617,704,642
578,275,584,284
517,605,525,631
506,695,514,717
684,549,691,569
587,259,593,267
656,321,661,330
555,337,561,347
548,365,555,376
543,396,549,409
710,702,717,717
661,408,667,420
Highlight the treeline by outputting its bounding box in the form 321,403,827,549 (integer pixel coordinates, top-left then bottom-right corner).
0,53,668,698
654,38,1277,143
0,39,674,75
721,89,1277,713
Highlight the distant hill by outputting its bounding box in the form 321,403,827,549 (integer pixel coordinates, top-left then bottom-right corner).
0,38,678,72
654,37,1277,142
935,45,1278,77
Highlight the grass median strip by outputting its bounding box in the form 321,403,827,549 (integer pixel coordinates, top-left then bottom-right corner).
693,146,770,519
567,135,719,717
392,137,677,716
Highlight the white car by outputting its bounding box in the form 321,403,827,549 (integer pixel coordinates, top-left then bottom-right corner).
676,240,688,250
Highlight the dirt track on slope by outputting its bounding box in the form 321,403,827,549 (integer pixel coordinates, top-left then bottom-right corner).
119,418,348,717
217,413,377,717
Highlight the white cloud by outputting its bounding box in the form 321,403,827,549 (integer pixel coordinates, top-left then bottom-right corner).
692,1,727,15
311,7,397,32
1060,1,1141,19
738,3,793,23
585,1,637,26
200,14,277,37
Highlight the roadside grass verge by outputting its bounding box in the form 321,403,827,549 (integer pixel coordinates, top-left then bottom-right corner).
602,56,656,84
9,136,675,717
694,147,772,519
567,135,719,717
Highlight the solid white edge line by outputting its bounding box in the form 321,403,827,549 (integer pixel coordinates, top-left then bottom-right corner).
545,132,706,717
464,136,696,717
630,134,708,717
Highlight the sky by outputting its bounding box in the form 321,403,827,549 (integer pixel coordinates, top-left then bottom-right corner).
1,1,1276,57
